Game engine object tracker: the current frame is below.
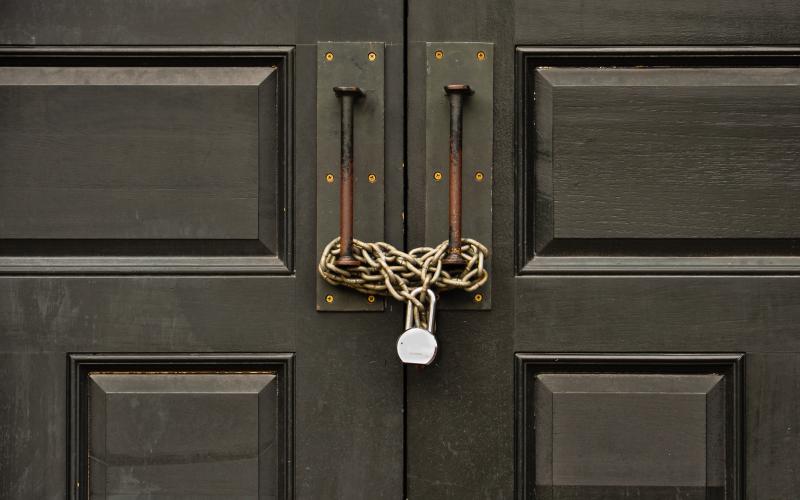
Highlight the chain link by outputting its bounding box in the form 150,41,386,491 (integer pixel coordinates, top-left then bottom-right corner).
318,237,489,329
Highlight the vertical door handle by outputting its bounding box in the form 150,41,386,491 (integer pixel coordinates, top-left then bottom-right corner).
333,86,364,267
423,43,493,309
442,84,474,266
316,43,385,311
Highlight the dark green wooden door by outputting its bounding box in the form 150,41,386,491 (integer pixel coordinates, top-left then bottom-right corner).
0,2,405,498
406,2,800,499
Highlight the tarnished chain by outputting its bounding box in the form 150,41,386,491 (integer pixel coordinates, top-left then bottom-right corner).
319,237,489,329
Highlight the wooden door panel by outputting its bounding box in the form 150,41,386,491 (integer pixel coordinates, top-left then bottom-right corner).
73,355,291,499
1,67,272,239
519,50,800,273
517,355,741,499
534,68,800,239
0,49,291,274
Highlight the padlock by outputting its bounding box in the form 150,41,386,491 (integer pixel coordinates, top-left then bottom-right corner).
397,288,438,365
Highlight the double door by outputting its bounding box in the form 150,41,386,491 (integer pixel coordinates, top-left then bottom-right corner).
2,0,799,498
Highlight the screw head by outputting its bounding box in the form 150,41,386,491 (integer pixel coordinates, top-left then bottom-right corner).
367,295,376,303
433,171,443,181
473,293,483,303
325,51,334,61
474,171,485,182
368,173,377,183
368,51,377,62
434,50,444,60
325,294,334,304
477,51,486,61
325,173,335,183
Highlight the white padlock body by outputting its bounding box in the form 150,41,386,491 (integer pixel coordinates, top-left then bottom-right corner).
397,327,438,365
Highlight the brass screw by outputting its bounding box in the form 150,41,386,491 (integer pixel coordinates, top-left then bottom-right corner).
474,171,485,182
473,293,483,303
325,294,334,304
368,173,377,183
368,51,377,62
477,51,486,61
367,295,376,303
325,51,334,62
325,173,335,183
434,50,444,60
433,171,443,181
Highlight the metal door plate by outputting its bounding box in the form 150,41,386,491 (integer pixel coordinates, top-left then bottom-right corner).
425,42,493,310
316,42,385,311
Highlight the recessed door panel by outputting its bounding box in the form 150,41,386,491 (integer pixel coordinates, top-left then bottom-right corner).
518,50,800,273
0,50,292,273
1,67,271,240
536,68,800,241
517,355,742,499
71,355,292,499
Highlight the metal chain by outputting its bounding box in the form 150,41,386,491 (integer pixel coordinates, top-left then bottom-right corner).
318,237,489,329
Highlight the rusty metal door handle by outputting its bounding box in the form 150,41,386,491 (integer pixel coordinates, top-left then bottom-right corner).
333,86,364,267
442,84,474,266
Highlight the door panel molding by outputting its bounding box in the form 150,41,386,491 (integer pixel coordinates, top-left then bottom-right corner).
516,47,800,274
516,354,743,499
69,353,294,499
0,47,293,274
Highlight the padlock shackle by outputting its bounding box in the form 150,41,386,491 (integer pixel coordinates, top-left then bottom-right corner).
405,288,437,332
